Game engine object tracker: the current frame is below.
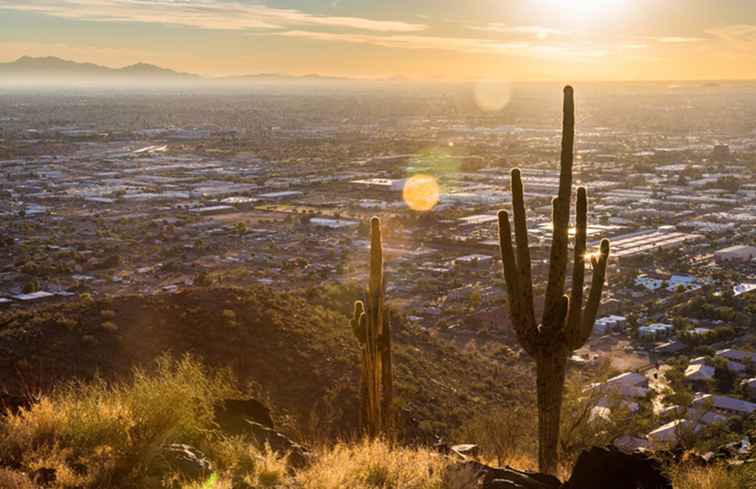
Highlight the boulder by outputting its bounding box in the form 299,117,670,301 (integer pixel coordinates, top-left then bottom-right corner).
451,444,480,460
214,398,274,436
564,447,672,489
164,443,213,480
246,421,311,468
446,461,561,489
31,467,56,487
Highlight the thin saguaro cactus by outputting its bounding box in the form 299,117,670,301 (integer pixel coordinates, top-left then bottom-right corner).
350,216,393,436
497,86,610,475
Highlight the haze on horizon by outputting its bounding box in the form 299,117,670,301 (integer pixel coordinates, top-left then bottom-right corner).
1,0,756,82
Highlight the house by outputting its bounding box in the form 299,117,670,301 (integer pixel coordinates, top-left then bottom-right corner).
594,315,627,335
742,378,756,401
692,393,756,417
638,323,673,339
594,372,650,399
685,363,715,383
717,349,756,365
648,419,698,444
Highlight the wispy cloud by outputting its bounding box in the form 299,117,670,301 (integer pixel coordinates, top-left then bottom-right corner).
271,30,607,59
0,0,426,32
470,24,564,40
655,36,706,44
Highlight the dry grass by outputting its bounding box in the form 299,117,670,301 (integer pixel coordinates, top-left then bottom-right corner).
668,462,756,489
0,355,241,488
1,356,752,489
297,439,450,489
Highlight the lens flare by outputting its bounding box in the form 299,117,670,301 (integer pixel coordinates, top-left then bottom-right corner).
402,174,440,212
473,80,512,112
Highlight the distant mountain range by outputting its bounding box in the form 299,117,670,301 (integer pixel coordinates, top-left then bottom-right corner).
0,56,377,84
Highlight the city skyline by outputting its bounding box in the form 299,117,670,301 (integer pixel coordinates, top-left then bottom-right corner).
1,0,756,81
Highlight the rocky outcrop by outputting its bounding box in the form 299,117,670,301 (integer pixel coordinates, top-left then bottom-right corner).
214,398,275,434
563,447,672,489
212,398,311,468
445,461,561,489
164,444,213,480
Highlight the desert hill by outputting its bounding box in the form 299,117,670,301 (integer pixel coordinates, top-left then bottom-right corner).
0,285,527,440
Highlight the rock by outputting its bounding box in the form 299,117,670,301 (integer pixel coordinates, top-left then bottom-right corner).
214,398,274,436
247,421,311,468
31,467,56,486
446,461,561,489
164,443,213,480
564,446,672,489
451,444,480,460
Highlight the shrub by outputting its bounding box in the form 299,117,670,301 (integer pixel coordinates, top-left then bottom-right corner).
222,309,238,328
101,321,119,333
0,356,240,488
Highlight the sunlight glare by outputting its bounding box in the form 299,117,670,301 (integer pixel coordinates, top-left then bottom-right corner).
473,80,512,112
402,174,440,212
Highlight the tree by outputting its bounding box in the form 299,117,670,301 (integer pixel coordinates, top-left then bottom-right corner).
497,86,610,475
468,284,482,312
713,358,736,394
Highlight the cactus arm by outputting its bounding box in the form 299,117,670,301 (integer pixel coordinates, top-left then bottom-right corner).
566,187,587,336
498,210,537,355
569,239,610,350
510,168,537,333
542,86,575,332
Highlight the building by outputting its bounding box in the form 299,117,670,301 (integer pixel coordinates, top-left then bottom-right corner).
685,364,715,391
350,178,405,192
594,315,626,335
714,245,756,264
692,393,756,417
453,254,493,271
309,218,359,230
742,378,756,401
638,323,673,339
717,349,756,364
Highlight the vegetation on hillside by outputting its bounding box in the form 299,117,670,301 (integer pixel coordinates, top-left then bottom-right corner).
0,358,752,489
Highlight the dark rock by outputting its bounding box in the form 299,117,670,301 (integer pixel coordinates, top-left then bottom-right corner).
31,467,56,486
247,421,311,468
164,443,213,480
446,461,561,489
214,398,274,436
564,446,672,489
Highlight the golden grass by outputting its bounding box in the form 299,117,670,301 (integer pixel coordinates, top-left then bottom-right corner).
668,463,756,489
297,439,450,489
1,356,752,489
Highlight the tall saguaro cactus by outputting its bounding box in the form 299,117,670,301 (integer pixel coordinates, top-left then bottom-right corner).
350,216,393,436
497,86,610,475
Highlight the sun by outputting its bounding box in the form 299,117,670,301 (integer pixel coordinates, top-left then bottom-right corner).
536,0,627,22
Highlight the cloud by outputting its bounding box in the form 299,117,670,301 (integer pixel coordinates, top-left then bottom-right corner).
655,36,706,44
471,24,564,40
0,0,426,32
271,30,607,59
705,24,756,42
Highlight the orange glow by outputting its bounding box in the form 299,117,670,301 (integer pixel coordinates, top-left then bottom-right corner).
402,175,440,212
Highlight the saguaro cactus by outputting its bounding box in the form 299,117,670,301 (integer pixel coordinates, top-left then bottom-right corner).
497,86,610,475
350,216,393,436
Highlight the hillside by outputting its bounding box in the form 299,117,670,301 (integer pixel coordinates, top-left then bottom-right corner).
0,285,528,441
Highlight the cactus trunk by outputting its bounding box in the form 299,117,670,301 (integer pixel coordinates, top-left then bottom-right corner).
350,216,393,436
497,86,610,475
536,347,568,476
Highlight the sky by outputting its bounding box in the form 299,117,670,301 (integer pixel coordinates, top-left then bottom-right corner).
1,0,756,81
